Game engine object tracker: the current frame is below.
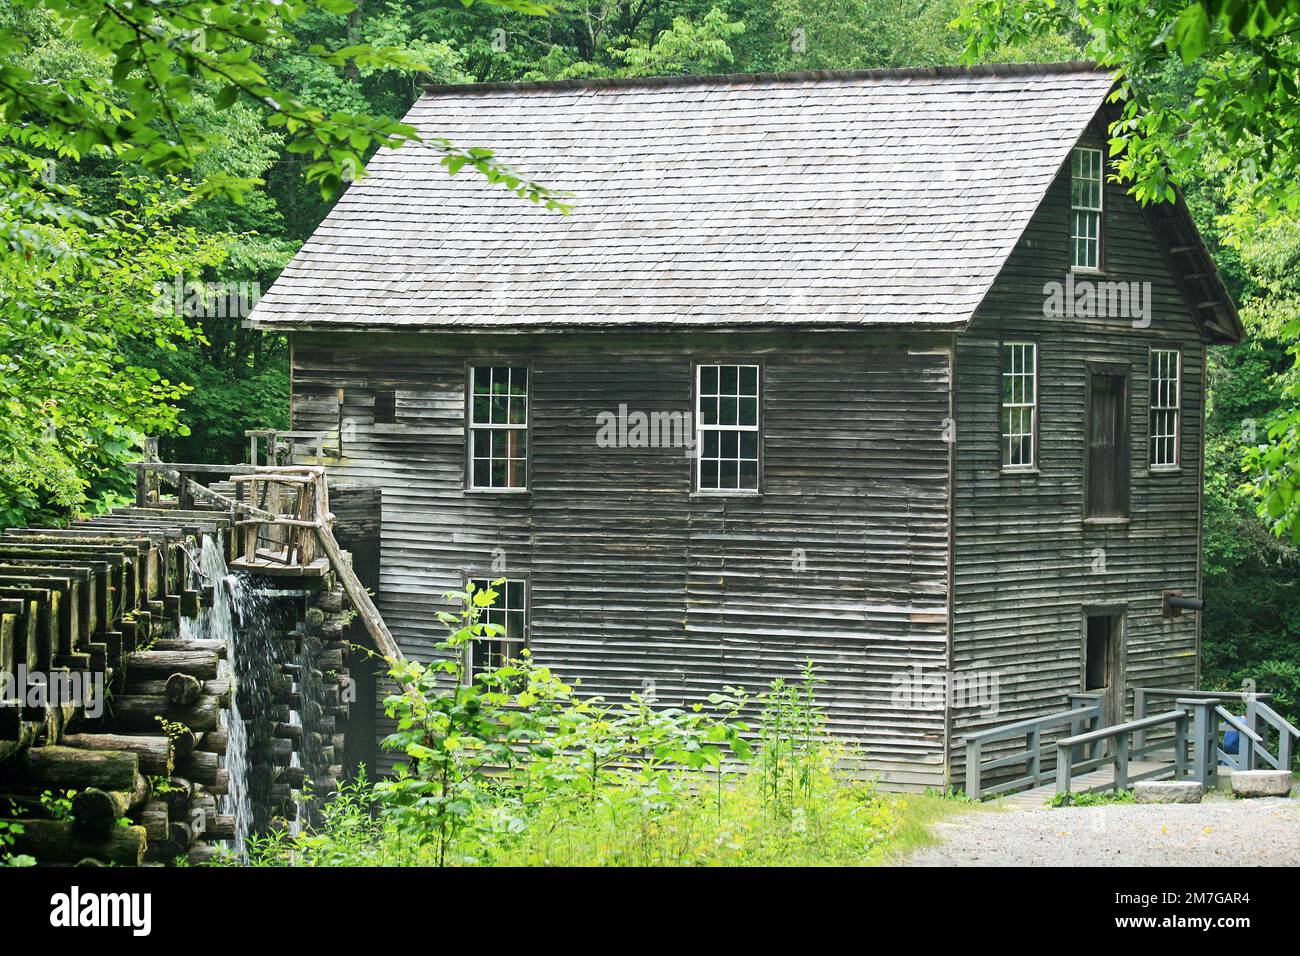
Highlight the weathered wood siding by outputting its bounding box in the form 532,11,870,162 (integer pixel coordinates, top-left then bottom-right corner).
292,332,953,789
949,134,1207,782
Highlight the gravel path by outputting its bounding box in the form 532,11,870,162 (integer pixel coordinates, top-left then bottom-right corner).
902,796,1300,866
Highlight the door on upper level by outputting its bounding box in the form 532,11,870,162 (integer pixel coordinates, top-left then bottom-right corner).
1085,366,1131,519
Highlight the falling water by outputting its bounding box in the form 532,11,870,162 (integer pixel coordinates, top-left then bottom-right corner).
182,535,254,858
180,534,328,859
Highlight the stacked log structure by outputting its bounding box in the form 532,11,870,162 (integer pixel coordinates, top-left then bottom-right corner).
295,580,356,827
0,497,363,865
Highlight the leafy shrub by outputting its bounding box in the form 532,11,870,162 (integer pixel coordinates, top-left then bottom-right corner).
227,582,922,867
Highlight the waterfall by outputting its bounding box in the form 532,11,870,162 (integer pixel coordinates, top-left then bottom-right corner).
180,533,329,860
183,535,254,858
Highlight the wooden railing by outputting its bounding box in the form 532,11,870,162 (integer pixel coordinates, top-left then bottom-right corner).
963,693,1103,800
246,430,331,467
1134,686,1298,776
127,455,402,665
1054,709,1189,799
966,686,1300,802
1243,699,1299,771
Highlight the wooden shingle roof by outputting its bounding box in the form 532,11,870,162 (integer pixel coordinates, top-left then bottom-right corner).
247,64,1124,333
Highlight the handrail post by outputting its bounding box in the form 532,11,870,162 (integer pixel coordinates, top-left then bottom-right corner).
1055,741,1073,802
1180,698,1217,789
1244,695,1258,771
1114,731,1129,790
1277,707,1294,770
1238,713,1255,771
1133,688,1147,750
1173,713,1188,780
1027,727,1041,786
966,738,982,801
178,470,194,510
135,466,148,507
1068,694,1096,764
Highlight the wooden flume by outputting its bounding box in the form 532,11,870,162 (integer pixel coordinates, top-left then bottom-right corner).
0,451,375,864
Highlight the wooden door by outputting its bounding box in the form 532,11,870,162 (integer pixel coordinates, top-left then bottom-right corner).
1084,612,1125,729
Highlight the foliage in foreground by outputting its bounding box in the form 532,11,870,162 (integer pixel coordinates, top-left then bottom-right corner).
0,176,218,526
234,582,928,866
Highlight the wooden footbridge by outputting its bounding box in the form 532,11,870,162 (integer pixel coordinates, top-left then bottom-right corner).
0,435,393,864
964,689,1300,805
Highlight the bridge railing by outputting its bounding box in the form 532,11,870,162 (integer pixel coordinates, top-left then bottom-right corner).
963,694,1103,801
1054,708,1190,800
1251,700,1299,771
246,430,332,467
1134,686,1298,776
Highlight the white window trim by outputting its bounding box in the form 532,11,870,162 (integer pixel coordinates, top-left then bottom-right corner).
1001,342,1038,471
468,365,528,491
1071,146,1104,273
694,362,761,494
1149,349,1181,470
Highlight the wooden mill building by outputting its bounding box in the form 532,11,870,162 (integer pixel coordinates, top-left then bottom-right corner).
246,64,1241,790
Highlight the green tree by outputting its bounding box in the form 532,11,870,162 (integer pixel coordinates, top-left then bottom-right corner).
952,0,1300,543
0,177,223,524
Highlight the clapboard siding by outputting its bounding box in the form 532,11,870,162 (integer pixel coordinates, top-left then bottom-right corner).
949,136,1206,782
292,332,953,788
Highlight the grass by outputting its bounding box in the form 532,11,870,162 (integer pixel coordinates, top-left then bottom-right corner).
1046,788,1136,807
865,791,990,864
235,769,982,868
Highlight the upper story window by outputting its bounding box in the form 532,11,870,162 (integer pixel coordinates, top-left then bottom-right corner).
1071,147,1104,271
1085,368,1130,518
466,578,527,679
696,363,760,492
1149,349,1181,469
1001,343,1037,469
374,390,397,424
469,365,527,489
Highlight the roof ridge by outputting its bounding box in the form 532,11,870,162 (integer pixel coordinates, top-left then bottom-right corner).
421,61,1109,96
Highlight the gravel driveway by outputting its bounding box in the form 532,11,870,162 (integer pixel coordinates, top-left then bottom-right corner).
902,797,1300,866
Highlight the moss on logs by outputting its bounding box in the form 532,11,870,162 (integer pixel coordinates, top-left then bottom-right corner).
105,694,219,732
0,745,140,792
195,729,227,755
124,649,219,681
173,750,221,785
69,788,132,840
59,733,173,777
165,673,202,705
7,818,146,866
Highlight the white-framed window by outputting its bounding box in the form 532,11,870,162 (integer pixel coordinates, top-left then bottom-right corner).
469,365,527,489
1071,146,1103,271
1149,349,1181,468
1001,342,1037,469
466,578,527,678
696,363,760,492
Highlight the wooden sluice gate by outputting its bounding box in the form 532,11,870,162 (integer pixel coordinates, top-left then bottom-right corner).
0,449,387,865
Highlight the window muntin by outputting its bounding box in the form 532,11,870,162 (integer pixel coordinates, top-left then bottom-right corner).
1001,343,1037,469
469,365,527,489
1149,349,1181,468
696,363,760,491
467,578,527,678
1071,147,1103,271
